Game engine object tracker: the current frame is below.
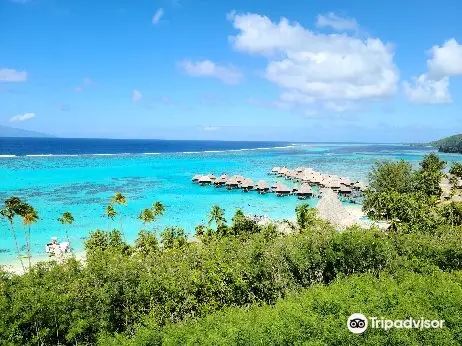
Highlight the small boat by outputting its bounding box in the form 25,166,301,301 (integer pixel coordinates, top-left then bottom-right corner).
45,237,70,256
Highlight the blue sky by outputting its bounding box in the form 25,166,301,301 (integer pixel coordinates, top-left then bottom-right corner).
0,0,461,142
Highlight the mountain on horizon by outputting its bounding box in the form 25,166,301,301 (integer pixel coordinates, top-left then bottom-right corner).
0,125,52,138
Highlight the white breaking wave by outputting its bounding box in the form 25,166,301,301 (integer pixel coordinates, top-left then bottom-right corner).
2,144,299,158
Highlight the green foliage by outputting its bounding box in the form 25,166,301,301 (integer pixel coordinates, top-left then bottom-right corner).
135,230,159,255
4,221,462,345
207,205,226,228
416,153,446,197
439,202,462,226
368,160,416,194
84,229,131,256
364,154,449,232
111,270,462,345
449,162,462,178
295,203,318,230
229,209,261,237
431,133,462,154
160,227,187,250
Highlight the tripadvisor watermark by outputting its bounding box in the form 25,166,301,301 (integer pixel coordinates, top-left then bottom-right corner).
347,313,445,334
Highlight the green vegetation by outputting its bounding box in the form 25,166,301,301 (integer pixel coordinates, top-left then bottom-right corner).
363,153,449,232
104,270,462,346
1,154,462,345
430,134,462,154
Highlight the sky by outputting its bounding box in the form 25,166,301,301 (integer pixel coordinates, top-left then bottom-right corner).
0,0,461,142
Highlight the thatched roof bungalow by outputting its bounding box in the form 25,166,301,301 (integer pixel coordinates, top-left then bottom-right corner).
256,180,270,194
270,167,281,175
296,184,313,199
214,174,228,187
226,178,239,189
192,174,201,182
241,178,254,192
198,175,212,185
275,183,291,196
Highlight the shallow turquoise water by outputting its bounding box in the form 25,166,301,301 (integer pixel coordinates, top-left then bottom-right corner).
1,143,461,262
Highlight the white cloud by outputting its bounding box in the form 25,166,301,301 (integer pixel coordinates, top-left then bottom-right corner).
152,8,164,24
0,68,27,82
227,12,399,111
178,59,243,84
403,74,451,104
10,112,35,123
427,39,462,79
132,89,143,102
315,12,358,31
203,126,220,131
404,39,462,104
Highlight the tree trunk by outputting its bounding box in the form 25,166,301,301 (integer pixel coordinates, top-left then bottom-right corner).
27,226,31,269
9,221,25,272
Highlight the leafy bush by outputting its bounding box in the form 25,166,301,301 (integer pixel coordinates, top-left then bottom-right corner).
103,270,462,346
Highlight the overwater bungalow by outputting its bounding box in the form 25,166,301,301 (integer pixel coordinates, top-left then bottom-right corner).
353,182,367,192
241,178,254,192
296,184,313,199
214,174,228,187
192,174,201,183
295,167,305,173
278,167,289,177
275,183,291,197
226,178,239,190
339,185,353,196
269,167,281,175
255,180,270,194
198,175,212,186
311,175,323,185
230,175,245,183
208,174,217,181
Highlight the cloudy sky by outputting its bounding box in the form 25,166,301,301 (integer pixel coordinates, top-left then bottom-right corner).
0,0,461,142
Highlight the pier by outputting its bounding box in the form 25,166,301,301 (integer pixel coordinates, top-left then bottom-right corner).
191,166,367,202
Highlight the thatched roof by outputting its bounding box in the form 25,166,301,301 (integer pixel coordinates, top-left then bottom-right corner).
297,184,312,195
316,189,358,229
199,175,212,183
275,183,291,193
207,174,216,180
339,185,352,193
192,174,201,181
226,178,239,186
295,167,305,172
241,178,254,188
256,180,269,190
271,167,281,173
353,182,367,191
215,174,228,183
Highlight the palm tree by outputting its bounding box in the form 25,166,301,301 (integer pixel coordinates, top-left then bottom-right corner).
0,197,25,272
105,205,117,231
152,201,165,219
111,192,127,237
58,211,74,245
21,204,38,269
208,205,226,228
138,208,154,226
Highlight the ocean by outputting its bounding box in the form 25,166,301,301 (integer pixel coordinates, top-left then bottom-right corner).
1,138,461,263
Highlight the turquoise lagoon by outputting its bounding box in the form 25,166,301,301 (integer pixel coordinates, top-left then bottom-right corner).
1,142,461,263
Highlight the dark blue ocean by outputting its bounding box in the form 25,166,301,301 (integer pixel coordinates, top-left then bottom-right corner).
0,137,290,156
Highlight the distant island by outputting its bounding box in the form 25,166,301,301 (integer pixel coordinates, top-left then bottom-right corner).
0,125,51,138
430,134,462,154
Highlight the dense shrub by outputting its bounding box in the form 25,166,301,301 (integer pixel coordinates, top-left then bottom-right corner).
102,269,462,346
